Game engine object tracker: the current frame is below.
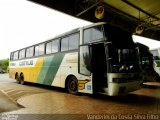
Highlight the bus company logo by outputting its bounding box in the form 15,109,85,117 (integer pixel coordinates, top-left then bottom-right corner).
19,60,34,66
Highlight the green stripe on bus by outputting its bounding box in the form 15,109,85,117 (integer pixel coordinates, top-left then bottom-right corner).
37,54,64,85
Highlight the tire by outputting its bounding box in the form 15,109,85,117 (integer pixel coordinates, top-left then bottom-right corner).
19,74,25,85
67,76,78,95
15,73,20,84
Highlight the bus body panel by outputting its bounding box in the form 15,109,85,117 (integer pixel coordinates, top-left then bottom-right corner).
107,81,142,96
9,52,93,94
106,73,142,96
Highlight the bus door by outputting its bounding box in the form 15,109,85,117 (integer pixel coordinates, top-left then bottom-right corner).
79,43,107,93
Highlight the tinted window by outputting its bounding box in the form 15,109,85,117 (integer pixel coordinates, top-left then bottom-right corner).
61,37,69,52
69,33,79,50
46,39,59,54
84,25,104,43
13,51,19,60
61,33,79,52
52,39,59,53
39,44,45,55
19,49,25,59
10,52,14,60
26,46,34,58
35,43,45,56
46,42,52,54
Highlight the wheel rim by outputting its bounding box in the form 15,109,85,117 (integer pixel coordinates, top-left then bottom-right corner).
68,77,78,94
69,80,77,91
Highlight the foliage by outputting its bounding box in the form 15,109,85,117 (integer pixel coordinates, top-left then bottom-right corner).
0,59,9,72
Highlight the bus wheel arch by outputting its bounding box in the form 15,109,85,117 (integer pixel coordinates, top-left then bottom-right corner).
65,75,78,95
19,72,25,85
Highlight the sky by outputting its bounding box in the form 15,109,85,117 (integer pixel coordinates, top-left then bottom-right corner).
0,0,91,59
0,0,160,59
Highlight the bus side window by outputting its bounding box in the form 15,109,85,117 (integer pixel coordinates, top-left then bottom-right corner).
69,33,79,50
19,49,26,59
26,46,34,58
61,37,69,52
52,39,59,53
84,25,104,43
39,44,45,56
46,39,59,54
13,51,19,60
35,43,45,56
46,42,52,54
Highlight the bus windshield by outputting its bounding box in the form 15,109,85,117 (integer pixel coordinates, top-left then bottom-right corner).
111,48,140,73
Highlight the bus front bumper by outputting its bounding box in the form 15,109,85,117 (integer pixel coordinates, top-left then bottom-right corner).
104,80,143,96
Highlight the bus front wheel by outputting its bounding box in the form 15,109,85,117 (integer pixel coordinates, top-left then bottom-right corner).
66,76,78,95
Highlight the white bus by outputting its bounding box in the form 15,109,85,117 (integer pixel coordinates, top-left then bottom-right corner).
9,22,142,96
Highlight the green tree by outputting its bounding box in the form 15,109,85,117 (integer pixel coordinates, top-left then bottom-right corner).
0,59,9,72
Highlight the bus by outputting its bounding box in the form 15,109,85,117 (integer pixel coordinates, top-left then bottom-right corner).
9,22,142,96
136,43,159,82
150,48,160,79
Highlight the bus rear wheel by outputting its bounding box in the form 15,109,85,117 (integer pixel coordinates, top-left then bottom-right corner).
67,76,78,95
19,73,25,85
15,73,20,84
